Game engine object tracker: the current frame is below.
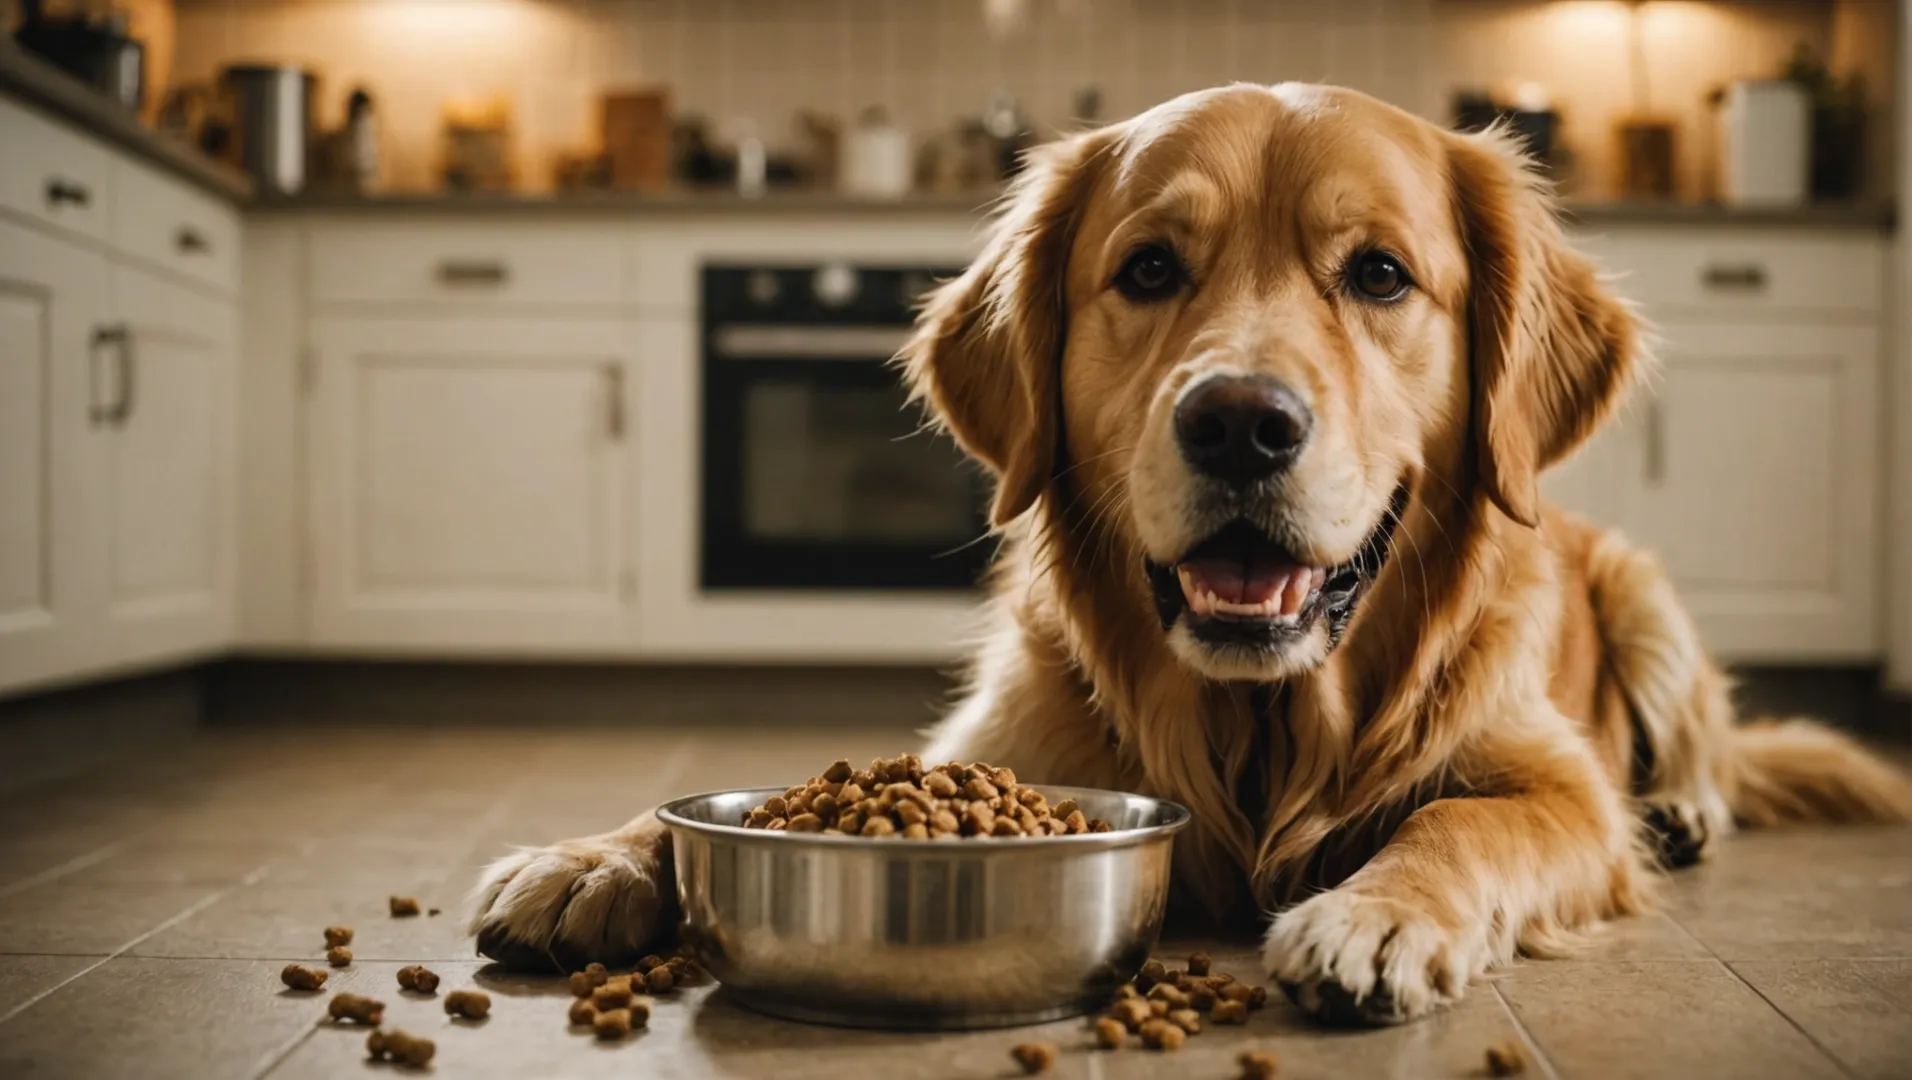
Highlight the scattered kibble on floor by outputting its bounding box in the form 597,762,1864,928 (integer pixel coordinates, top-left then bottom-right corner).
1140,1017,1186,1050
1093,1016,1127,1049
366,1028,435,1069
1486,1041,1529,1076
388,895,422,917
322,926,353,949
443,989,491,1020
396,964,439,993
324,946,352,967
1238,1050,1280,1080
327,993,384,1026
593,1008,633,1040
279,964,326,991
1010,1042,1058,1074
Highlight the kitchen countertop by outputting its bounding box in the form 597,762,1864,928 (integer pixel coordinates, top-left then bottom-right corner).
262,188,1896,230
0,41,253,203
1,45,1891,231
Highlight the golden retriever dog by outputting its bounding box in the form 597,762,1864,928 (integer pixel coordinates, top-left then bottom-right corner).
468,84,1911,1024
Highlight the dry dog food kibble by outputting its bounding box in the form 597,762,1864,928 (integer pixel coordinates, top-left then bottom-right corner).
569,971,595,997
444,989,491,1020
1139,1018,1186,1051
1147,983,1190,1010
279,964,327,991
592,982,634,1011
738,756,1111,838
396,965,439,993
584,962,608,984
1167,1008,1202,1034
593,1008,632,1040
1010,1043,1058,1074
325,946,352,967
1211,999,1249,1024
1108,999,1153,1031
388,895,421,917
322,926,353,949
328,993,385,1026
1094,1017,1128,1049
1187,951,1212,977
1238,1050,1280,1080
1136,959,1169,990
568,998,597,1026
365,1028,436,1069
644,965,675,993
1486,1042,1529,1076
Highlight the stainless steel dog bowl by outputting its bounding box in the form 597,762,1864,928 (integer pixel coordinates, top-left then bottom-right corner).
658,786,1189,1030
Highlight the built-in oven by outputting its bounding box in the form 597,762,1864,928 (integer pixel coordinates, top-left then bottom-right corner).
700,262,991,591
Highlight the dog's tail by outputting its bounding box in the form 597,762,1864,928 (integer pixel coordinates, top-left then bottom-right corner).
1723,718,1912,826
1582,521,1911,830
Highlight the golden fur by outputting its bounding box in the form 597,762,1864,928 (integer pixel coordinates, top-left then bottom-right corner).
465,84,1910,1025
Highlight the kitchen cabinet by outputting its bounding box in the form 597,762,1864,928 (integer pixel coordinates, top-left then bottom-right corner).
305,316,638,652
95,266,236,666
1610,321,1878,660
0,97,239,699
0,217,108,691
1554,229,1886,661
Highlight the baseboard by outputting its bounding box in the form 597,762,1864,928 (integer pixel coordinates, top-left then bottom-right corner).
203,656,956,732
0,668,205,797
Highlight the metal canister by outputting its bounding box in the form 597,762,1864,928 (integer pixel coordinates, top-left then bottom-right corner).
218,64,317,196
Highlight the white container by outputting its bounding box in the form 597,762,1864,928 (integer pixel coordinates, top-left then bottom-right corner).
1720,80,1810,206
843,123,912,199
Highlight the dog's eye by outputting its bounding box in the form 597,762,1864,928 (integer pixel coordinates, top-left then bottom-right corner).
1348,251,1412,302
1114,245,1185,302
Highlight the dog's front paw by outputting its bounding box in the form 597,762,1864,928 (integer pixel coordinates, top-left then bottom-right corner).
1262,890,1478,1026
466,834,671,972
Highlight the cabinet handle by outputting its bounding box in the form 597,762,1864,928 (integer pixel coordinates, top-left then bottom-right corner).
1700,262,1766,291
603,364,626,440
89,324,134,427
175,226,210,254
45,177,91,208
1643,400,1665,485
436,259,509,286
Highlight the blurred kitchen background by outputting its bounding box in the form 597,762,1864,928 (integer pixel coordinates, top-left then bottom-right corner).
1,0,1910,787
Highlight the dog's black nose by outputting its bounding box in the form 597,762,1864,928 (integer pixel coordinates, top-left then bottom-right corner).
1174,375,1311,485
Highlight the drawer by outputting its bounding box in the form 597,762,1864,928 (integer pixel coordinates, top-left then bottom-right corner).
110,155,240,294
1574,230,1885,317
310,222,626,307
0,96,112,243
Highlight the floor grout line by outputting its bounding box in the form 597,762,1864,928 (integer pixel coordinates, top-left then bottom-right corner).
1490,978,1567,1080
1663,907,1865,1080
0,863,276,1028
1719,959,1864,1080
0,840,134,900
247,1016,323,1080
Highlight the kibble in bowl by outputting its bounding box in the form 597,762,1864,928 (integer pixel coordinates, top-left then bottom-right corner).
658,757,1189,1031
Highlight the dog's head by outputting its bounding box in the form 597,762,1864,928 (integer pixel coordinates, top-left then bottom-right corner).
903,84,1639,682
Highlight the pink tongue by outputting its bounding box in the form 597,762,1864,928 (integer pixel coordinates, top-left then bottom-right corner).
1182,556,1294,605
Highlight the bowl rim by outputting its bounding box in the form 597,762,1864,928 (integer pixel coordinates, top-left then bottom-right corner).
657,783,1191,851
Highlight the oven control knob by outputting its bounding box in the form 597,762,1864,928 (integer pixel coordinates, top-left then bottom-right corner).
746,270,781,306
813,263,859,307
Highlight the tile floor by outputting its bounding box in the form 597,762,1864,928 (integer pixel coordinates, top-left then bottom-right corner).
0,724,1907,1079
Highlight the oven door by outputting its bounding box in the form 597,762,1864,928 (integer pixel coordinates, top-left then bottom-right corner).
701,324,992,591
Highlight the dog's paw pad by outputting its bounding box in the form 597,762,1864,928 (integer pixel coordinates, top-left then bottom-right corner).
1642,799,1709,869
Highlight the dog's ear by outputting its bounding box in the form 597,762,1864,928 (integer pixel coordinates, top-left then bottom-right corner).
898,129,1113,527
1446,128,1645,528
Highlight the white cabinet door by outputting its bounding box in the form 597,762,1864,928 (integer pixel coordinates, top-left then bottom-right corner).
1613,320,1879,660
98,267,236,666
307,317,636,651
0,219,108,694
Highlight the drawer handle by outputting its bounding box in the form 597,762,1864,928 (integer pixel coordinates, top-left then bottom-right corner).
436,260,510,287
1644,400,1665,485
1700,263,1766,290
89,324,135,427
45,177,91,208
175,226,210,254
